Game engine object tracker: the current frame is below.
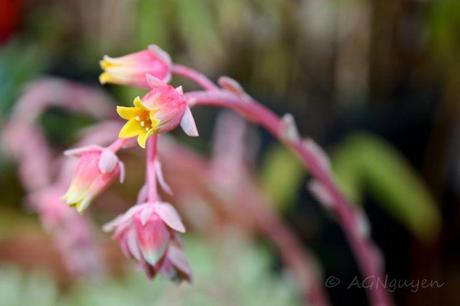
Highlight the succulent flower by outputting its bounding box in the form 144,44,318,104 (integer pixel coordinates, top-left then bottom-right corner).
99,45,172,88
117,75,198,148
103,202,191,282
62,146,125,213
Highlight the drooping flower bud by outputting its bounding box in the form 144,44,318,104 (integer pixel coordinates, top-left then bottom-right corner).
99,45,172,88
117,75,198,148
103,201,191,282
62,146,125,212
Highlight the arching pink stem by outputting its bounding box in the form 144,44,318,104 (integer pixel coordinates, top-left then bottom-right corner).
174,66,392,306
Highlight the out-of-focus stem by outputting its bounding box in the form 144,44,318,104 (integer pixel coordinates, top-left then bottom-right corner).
146,135,159,202
172,64,219,91
174,67,392,306
107,138,129,152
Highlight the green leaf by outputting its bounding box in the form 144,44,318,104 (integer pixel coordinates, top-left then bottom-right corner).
331,132,441,242
260,144,305,211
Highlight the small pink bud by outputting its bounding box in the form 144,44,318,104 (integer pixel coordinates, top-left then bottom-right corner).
63,147,123,212
99,45,172,88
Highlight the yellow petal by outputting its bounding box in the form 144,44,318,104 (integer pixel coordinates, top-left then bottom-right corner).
137,129,155,148
99,72,113,84
133,96,145,109
117,106,138,120
119,119,144,138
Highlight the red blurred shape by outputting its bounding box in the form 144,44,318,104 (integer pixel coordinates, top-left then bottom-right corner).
0,0,21,43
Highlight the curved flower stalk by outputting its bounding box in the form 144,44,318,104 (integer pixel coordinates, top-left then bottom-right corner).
210,112,329,306
175,72,392,306
55,45,391,305
12,77,116,123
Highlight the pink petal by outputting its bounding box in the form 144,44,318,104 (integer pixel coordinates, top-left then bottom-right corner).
126,228,142,261
180,107,199,137
175,86,183,95
98,149,118,173
145,74,164,89
148,44,172,67
135,216,169,266
154,160,172,195
168,245,192,277
154,202,186,233
102,215,124,232
139,204,155,226
158,257,176,280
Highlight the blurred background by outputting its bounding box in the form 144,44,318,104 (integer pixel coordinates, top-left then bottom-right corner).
0,0,459,305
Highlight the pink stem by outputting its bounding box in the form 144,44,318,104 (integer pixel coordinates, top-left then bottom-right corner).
146,135,159,202
172,64,219,91
174,68,392,306
107,138,129,152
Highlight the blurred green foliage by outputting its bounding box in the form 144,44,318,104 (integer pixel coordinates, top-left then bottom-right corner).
260,144,305,211
0,42,48,116
0,235,300,306
331,133,441,242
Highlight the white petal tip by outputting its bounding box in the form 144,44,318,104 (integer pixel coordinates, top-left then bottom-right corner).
281,113,300,142
180,107,199,137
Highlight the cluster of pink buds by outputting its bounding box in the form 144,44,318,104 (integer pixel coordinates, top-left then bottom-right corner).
62,45,196,282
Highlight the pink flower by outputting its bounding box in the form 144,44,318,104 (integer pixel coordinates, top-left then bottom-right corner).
117,75,198,148
99,45,172,88
103,202,192,282
63,145,125,212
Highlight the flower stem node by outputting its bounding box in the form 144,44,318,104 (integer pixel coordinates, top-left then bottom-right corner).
303,138,331,173
62,145,125,213
218,76,250,100
280,113,300,142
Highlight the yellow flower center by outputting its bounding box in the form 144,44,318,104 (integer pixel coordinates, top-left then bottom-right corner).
134,112,152,132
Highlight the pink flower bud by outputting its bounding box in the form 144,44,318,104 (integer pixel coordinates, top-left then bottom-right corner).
99,45,172,88
63,146,124,212
103,202,191,282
